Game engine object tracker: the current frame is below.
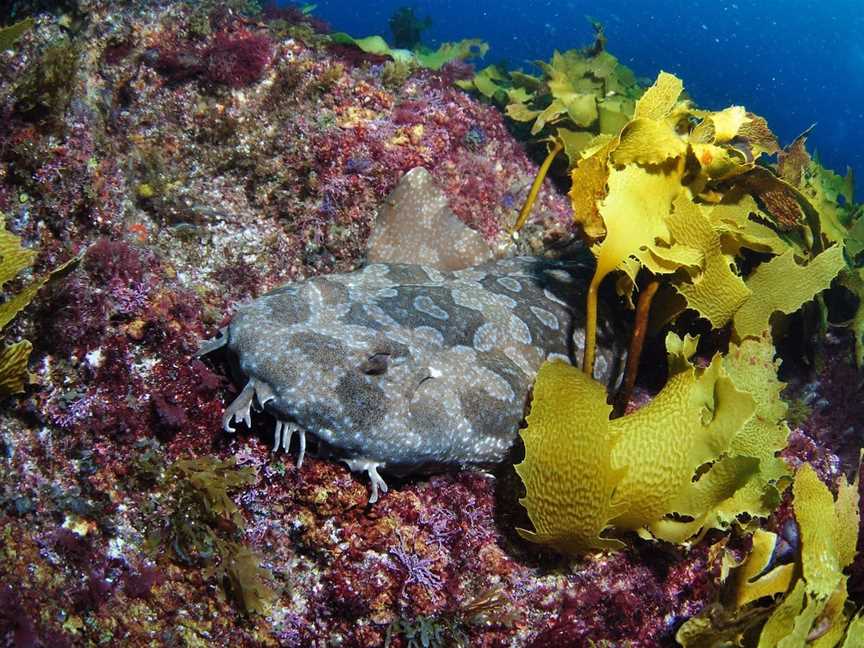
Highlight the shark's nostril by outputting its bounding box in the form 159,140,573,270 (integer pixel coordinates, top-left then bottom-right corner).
359,353,390,375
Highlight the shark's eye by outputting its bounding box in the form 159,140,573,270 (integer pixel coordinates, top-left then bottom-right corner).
359,353,389,375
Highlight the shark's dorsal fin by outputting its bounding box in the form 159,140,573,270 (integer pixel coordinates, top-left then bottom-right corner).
367,167,494,271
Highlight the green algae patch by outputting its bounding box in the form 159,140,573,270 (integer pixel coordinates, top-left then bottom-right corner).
171,456,257,525
415,39,489,70
457,20,641,162
0,17,34,51
152,456,276,617
840,266,864,367
14,37,81,122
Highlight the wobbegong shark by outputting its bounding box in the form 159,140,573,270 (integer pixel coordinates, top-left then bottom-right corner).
200,168,624,502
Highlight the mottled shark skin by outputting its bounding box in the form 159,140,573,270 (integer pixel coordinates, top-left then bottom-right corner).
367,166,494,270
201,168,624,502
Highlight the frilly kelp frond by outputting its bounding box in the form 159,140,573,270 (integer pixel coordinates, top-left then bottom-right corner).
457,23,641,160
732,246,846,339
514,358,626,554
0,340,33,398
676,461,861,647
793,464,859,599
516,332,800,552
1,212,79,399
559,69,856,375
730,529,795,609
1,214,39,398
608,343,755,535
840,266,864,367
329,32,488,71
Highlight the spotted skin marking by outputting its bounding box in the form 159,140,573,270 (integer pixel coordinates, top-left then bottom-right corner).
496,276,522,293
530,306,560,330
205,256,624,501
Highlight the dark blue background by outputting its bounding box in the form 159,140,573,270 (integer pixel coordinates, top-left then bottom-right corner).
306,0,864,200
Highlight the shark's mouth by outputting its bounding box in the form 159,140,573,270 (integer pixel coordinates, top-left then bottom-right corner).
219,373,394,501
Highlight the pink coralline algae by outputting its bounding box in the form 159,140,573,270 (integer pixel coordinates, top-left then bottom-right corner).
528,545,722,647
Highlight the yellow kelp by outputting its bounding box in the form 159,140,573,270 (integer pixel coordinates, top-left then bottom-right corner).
514,333,798,552
676,461,861,647
0,214,75,398
515,359,626,554
0,214,39,398
568,70,850,374
733,246,846,339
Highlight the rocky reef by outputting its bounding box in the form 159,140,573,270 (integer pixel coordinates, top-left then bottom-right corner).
0,2,862,647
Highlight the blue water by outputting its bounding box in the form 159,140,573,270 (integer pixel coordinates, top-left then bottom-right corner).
308,0,864,200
